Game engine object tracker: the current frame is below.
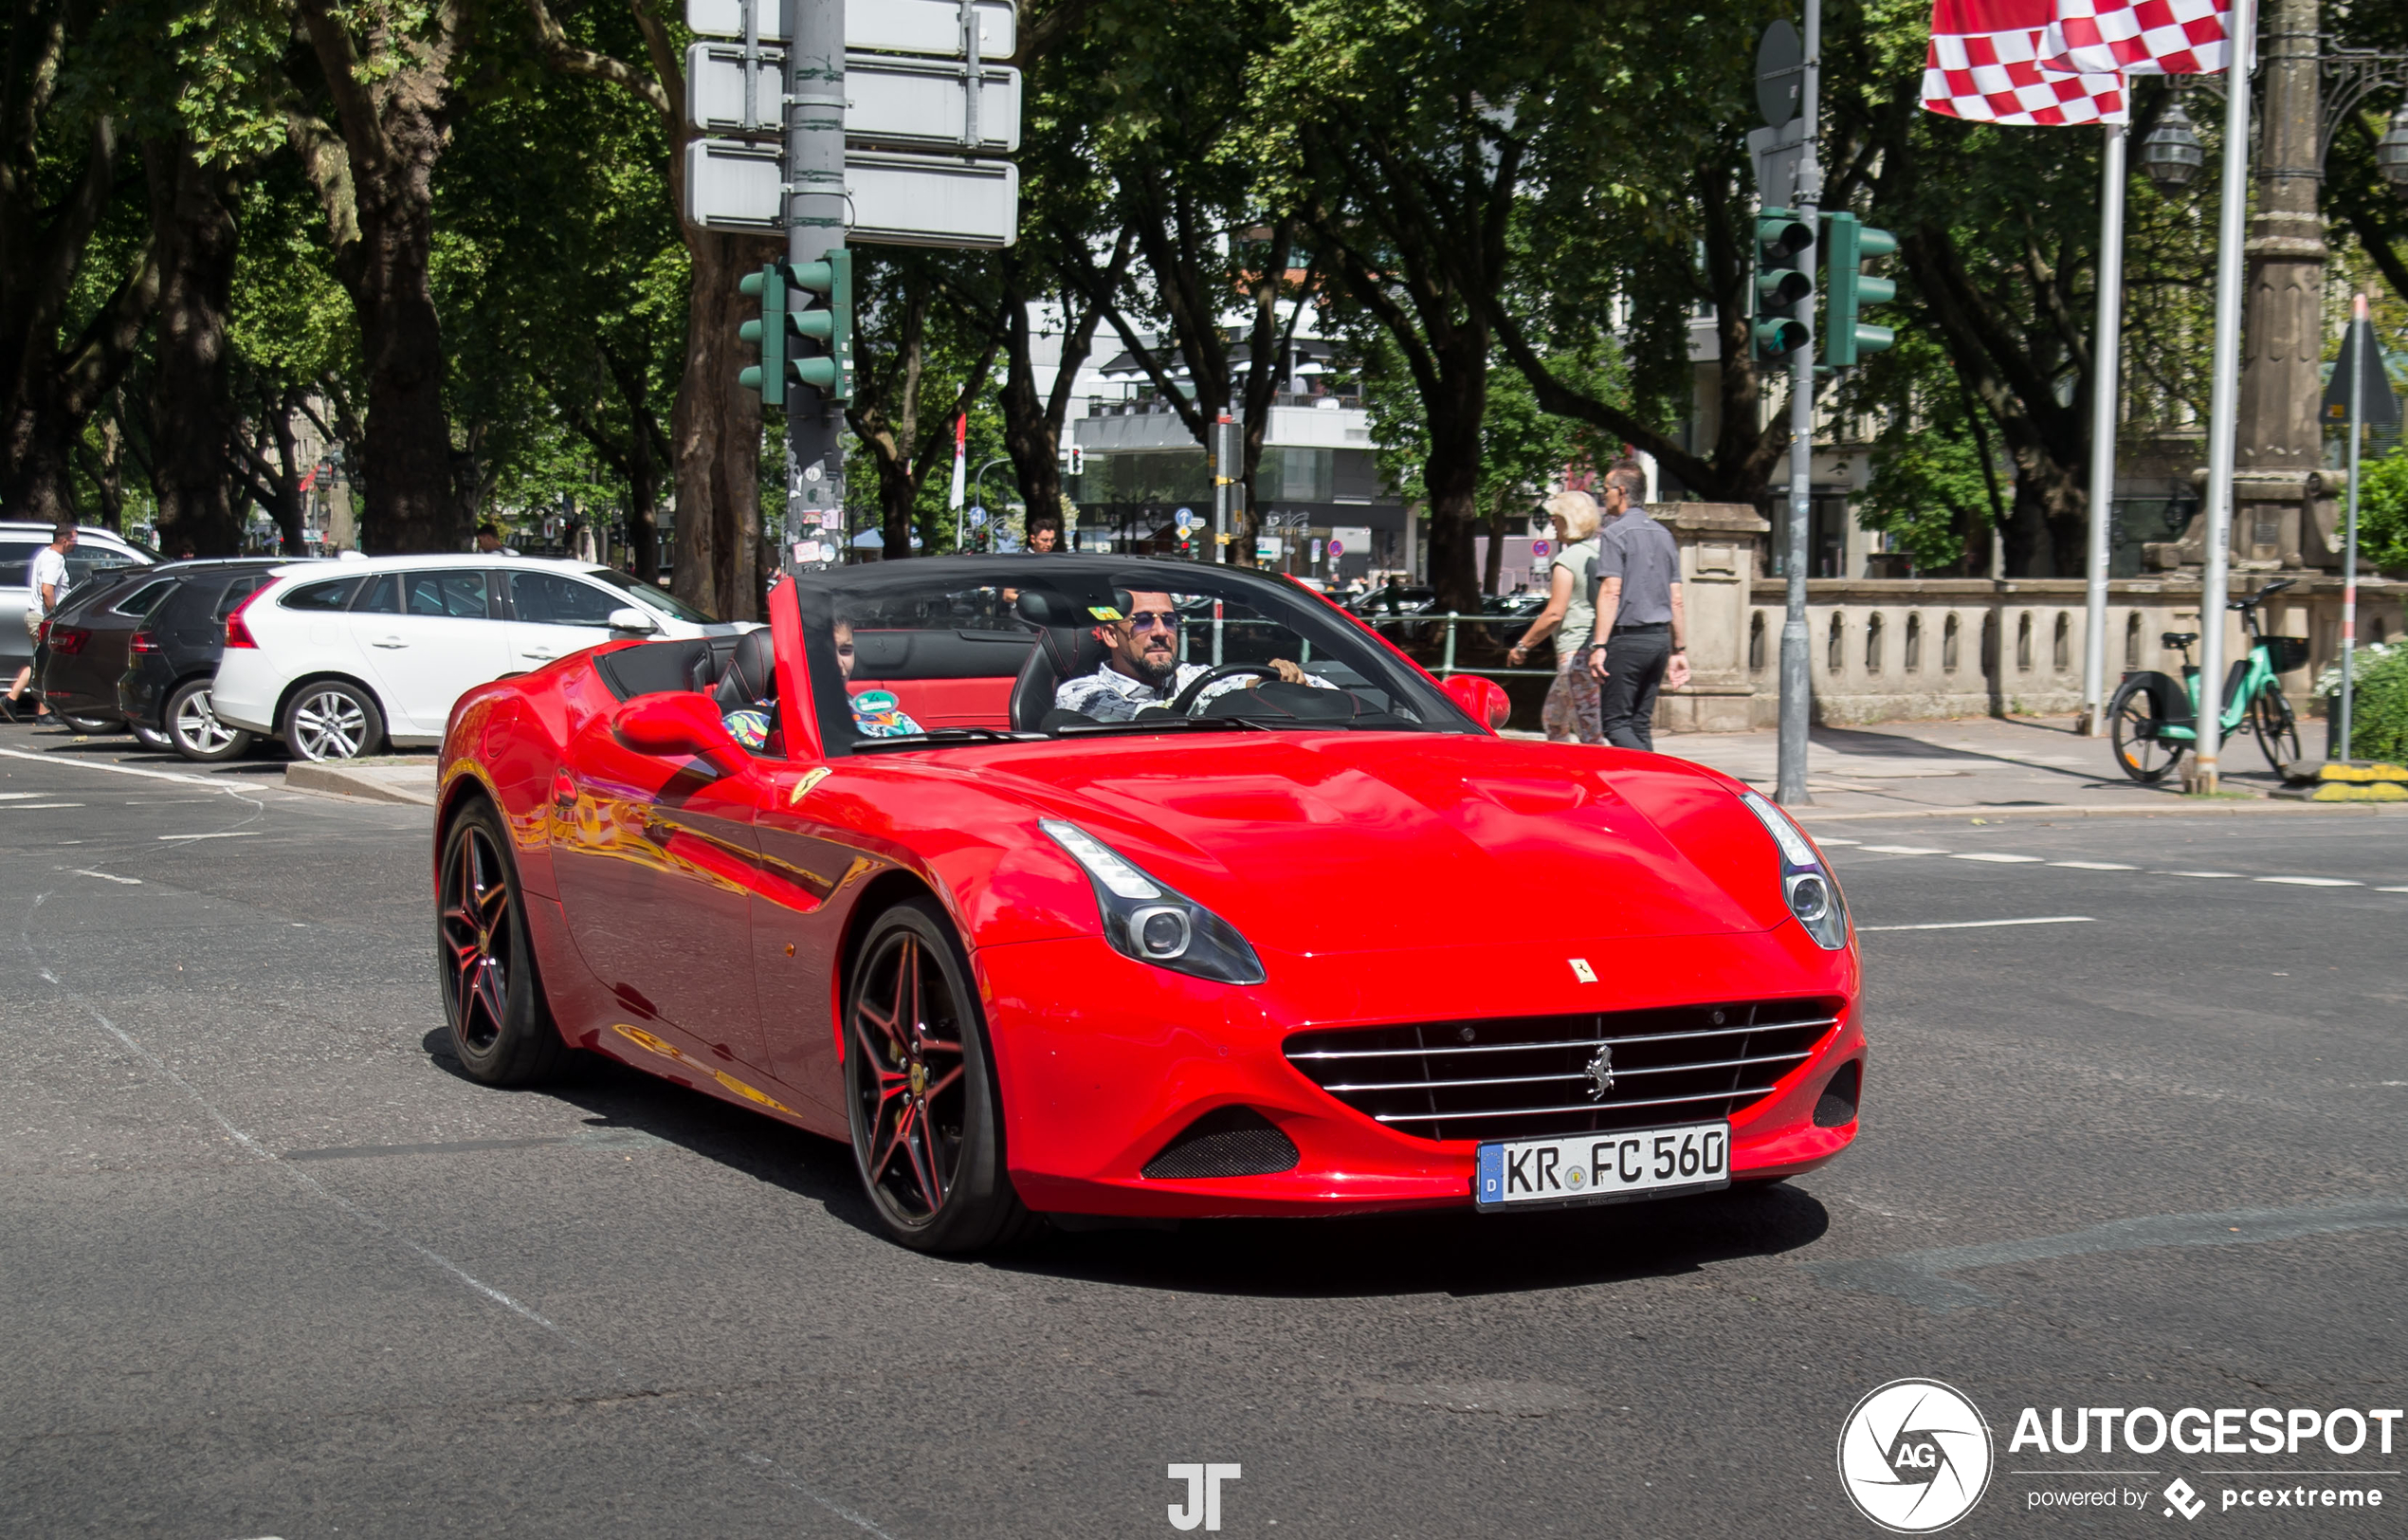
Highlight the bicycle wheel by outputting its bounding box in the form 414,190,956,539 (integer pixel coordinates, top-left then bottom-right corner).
2108,676,2185,784
2251,684,2301,771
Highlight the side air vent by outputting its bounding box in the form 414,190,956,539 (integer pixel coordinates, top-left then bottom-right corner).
1140,1106,1300,1180
1813,1060,1861,1128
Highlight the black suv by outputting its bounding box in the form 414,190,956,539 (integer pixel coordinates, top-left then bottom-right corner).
115,560,296,760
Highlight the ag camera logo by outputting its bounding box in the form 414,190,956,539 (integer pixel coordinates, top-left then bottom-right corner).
1838,1378,1995,1532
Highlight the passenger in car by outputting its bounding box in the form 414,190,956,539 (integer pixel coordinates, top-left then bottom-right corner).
831,615,924,739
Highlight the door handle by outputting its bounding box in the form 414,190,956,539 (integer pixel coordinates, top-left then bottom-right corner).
522,649,557,661
372,637,407,649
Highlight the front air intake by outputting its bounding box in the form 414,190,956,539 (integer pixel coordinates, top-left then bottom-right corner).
1140,1106,1300,1179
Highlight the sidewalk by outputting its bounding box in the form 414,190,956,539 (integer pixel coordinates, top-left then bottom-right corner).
1524,715,2390,822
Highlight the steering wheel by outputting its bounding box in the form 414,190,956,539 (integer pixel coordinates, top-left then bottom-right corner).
1167,663,1281,715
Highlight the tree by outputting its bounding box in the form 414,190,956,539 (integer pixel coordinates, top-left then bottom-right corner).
845,250,1001,559
1,0,161,523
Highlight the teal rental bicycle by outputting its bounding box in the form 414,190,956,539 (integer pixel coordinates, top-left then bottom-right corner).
2107,578,2308,783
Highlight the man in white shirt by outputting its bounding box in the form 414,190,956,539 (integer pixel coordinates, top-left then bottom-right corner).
7,522,76,723
1052,589,1323,722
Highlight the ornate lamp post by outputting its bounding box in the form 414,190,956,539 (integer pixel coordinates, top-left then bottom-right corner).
2141,97,2207,192
2379,103,2408,191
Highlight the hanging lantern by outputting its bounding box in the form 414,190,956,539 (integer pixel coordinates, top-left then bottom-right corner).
2140,96,2206,192
2378,104,2408,194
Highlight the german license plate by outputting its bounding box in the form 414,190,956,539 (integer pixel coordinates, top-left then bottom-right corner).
1474,1122,1731,1210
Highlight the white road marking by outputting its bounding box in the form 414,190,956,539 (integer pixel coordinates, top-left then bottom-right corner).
2377,886,2408,893
2157,871,2244,879
1860,844,1948,855
157,831,257,841
1949,852,2044,863
2050,860,2138,871
2253,875,2361,888
0,744,228,786
1860,915,2096,931
5,802,82,809
0,791,50,799
67,870,140,885
1811,835,1862,845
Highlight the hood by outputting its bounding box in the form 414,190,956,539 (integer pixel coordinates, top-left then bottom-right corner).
972,732,1781,954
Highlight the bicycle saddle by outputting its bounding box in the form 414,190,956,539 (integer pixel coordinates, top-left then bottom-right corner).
2162,631,2198,649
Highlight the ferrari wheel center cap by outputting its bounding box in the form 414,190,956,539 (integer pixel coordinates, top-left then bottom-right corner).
477,928,491,955
908,1062,928,1097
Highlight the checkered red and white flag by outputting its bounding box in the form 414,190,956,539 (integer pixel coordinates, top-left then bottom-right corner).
2039,0,2229,77
1923,0,2128,125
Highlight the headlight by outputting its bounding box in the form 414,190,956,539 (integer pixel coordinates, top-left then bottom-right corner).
1040,820,1267,984
1738,790,1850,950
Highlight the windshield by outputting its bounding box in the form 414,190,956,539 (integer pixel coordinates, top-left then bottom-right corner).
794,556,1475,755
588,566,721,624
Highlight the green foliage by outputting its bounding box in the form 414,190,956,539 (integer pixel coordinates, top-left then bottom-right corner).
2341,643,2408,762
2356,449,2408,577
1842,334,2000,573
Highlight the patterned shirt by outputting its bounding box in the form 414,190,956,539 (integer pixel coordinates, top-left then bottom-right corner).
1053,661,1333,722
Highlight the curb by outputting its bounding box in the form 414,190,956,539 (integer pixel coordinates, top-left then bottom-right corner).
283,762,438,807
1794,798,2408,824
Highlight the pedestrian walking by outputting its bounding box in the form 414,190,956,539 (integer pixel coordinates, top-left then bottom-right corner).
6,522,77,724
1506,490,1605,743
1584,466,1688,750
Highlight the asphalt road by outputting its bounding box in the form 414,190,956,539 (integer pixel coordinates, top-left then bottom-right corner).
4,726,2403,1540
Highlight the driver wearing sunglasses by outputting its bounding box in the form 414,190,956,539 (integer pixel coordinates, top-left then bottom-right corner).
1052,589,1328,722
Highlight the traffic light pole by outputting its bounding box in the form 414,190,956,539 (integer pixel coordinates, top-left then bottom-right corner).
784,0,848,578
1774,0,1818,809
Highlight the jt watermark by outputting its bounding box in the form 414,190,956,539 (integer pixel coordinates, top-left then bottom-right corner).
1167,1463,1241,1531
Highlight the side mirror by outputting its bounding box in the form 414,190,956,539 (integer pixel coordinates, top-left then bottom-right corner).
611,692,742,766
1444,673,1511,730
607,606,660,634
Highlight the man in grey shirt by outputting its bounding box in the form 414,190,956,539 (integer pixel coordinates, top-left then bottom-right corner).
1583,466,1687,750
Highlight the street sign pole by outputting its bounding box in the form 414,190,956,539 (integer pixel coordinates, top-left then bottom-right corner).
1772,6,1818,808
785,0,848,578
2077,121,2126,738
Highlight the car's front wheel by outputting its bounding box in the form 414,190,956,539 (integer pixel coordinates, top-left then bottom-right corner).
166,678,253,762
844,898,1033,1253
283,679,383,761
437,799,565,1086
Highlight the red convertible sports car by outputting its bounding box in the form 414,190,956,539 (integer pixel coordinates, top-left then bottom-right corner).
436,555,1862,1252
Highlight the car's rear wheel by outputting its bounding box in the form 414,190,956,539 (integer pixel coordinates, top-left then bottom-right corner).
283,679,383,761
844,898,1033,1253
130,720,173,751
58,709,119,734
166,678,253,762
437,799,565,1086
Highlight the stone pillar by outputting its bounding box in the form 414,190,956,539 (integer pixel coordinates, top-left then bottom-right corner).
1654,502,1768,732
2234,0,2335,568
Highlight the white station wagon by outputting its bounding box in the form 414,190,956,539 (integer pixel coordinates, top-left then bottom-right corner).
211,554,747,760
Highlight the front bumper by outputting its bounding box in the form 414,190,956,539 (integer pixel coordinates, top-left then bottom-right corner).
976,924,1862,1219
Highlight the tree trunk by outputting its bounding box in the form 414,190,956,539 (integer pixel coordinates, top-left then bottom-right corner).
1423,367,1487,615
995,274,1061,530
672,229,773,616
144,137,243,557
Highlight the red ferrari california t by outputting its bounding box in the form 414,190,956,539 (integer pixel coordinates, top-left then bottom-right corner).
435,555,1862,1252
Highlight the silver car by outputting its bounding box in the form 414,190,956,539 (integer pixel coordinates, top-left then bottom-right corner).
0,522,155,671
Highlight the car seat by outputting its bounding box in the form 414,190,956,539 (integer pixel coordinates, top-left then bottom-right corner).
713,628,778,712
1008,628,1110,731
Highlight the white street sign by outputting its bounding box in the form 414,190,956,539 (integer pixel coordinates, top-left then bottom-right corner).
684,138,783,231
685,141,1019,244
688,46,1021,151
845,151,1017,247
687,0,1015,57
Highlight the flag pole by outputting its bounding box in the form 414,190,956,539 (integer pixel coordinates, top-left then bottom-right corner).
2334,292,2368,761
2079,119,2127,738
2192,0,2253,795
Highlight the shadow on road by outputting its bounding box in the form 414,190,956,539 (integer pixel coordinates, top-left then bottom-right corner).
419,1028,1833,1298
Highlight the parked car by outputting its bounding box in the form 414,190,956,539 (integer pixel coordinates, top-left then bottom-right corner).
0,522,154,678
112,560,301,760
34,565,194,735
210,555,746,761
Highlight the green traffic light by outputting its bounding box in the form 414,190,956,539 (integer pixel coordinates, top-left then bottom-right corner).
737,264,787,407
1821,212,1898,367
1755,317,1811,359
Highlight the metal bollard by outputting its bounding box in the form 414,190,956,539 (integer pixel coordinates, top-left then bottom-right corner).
1442,612,1458,677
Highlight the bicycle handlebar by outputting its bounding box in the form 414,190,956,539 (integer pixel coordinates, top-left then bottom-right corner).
2228,578,2296,611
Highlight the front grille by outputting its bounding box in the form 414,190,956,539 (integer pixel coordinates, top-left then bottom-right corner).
1283,999,1842,1144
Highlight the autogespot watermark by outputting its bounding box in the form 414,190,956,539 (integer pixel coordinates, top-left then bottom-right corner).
1166,1462,1241,1531
1838,1384,2401,1529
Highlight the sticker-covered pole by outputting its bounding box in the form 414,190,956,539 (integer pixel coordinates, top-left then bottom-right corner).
1774,0,1819,808
784,0,847,577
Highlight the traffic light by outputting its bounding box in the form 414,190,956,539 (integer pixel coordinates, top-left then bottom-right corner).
788,249,853,401
738,264,789,407
1754,210,1815,360
737,249,854,406
1821,213,1897,368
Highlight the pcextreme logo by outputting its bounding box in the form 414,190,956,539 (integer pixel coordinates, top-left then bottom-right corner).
1838,1379,1996,1533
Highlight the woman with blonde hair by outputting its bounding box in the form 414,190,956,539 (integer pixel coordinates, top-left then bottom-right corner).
1506,489,1604,743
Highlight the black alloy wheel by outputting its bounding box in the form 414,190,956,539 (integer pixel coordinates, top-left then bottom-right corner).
843,899,1033,1253
2250,685,2301,772
166,678,253,762
2108,677,2185,784
437,800,565,1086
